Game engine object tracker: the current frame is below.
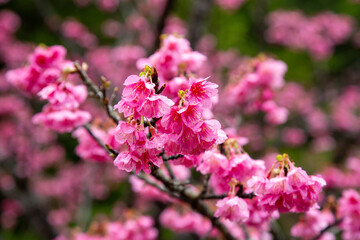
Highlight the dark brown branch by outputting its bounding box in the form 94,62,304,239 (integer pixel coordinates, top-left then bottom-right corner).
200,192,256,200
164,162,176,180
162,154,184,161
82,125,235,239
137,172,178,198
200,174,211,197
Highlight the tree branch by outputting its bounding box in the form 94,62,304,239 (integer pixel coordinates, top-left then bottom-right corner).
74,61,121,124
83,125,235,239
75,62,236,239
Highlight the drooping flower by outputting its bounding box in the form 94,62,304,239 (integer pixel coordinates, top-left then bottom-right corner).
214,196,249,222
114,148,162,174
32,108,91,133
248,154,326,213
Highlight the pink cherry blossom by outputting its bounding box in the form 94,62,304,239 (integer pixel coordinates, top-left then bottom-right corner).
248,154,326,213
214,196,250,222
291,208,335,239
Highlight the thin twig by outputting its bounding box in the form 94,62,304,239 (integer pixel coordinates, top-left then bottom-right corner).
74,61,121,124
200,174,211,197
76,69,236,239
84,124,113,155
200,192,256,200
137,172,178,198
163,154,184,161
164,162,176,180
83,126,236,239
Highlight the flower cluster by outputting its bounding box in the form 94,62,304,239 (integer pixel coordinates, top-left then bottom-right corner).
73,126,120,162
112,68,174,173
338,189,360,239
137,35,207,99
113,65,226,173
214,195,249,222
160,207,217,237
7,45,91,133
61,19,98,49
66,215,158,240
266,10,354,59
248,154,326,213
159,92,226,155
6,45,74,95
332,86,360,133
197,138,265,194
225,56,288,125
322,157,360,189
291,208,335,239
32,80,91,133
